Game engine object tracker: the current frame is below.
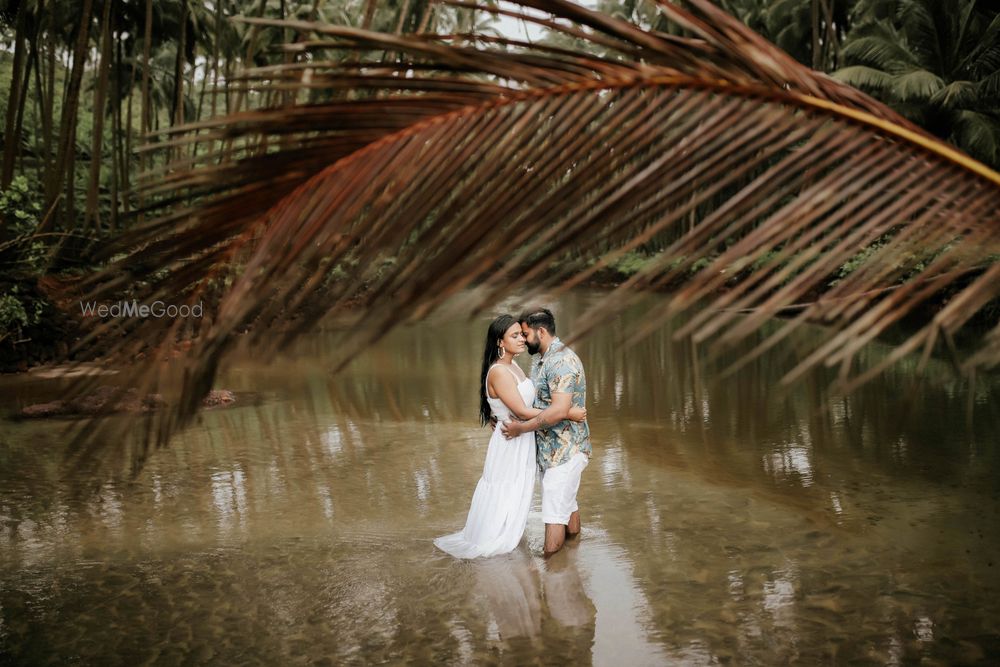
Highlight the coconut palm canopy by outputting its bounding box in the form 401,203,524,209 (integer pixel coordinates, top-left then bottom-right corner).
834,0,1000,168
69,0,1000,459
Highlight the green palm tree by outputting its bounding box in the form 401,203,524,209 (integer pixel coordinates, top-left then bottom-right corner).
834,0,1000,167
717,0,850,70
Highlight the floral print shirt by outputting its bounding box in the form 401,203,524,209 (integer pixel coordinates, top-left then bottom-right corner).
530,337,592,470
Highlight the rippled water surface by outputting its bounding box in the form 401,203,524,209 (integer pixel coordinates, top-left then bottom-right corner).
1,290,998,664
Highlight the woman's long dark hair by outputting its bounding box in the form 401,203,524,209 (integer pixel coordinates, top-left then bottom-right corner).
480,314,518,426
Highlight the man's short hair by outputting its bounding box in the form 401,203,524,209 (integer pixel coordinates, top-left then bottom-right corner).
519,307,556,335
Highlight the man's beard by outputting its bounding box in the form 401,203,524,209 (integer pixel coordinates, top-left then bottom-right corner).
525,340,540,355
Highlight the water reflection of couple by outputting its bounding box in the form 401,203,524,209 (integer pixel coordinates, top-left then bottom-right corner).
435,308,592,559
473,547,596,642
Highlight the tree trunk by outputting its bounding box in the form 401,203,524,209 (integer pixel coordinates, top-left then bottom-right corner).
302,0,326,102
195,61,208,125
111,12,128,230
173,0,189,137
63,126,78,233
811,0,821,69
85,0,114,234
44,16,56,179
224,58,232,115
211,0,222,120
139,0,153,215
394,0,413,34
192,61,209,158
188,49,197,100
224,0,268,159
33,54,47,177
31,1,51,183
61,45,71,104
362,0,377,29
124,40,137,218
13,25,39,179
44,0,96,233
417,0,434,33
141,0,153,136
822,0,837,71
280,0,294,149
1,1,29,189
187,51,197,161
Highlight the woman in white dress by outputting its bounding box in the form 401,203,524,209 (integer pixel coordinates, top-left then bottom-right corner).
435,315,586,559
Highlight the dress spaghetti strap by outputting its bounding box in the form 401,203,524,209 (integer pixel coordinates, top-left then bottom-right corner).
486,363,524,398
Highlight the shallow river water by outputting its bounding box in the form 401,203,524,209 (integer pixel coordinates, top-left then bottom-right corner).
1,290,998,665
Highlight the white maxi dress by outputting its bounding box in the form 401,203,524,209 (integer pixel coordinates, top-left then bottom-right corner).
434,364,537,559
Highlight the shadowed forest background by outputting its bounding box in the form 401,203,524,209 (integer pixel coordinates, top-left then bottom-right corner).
1,0,999,374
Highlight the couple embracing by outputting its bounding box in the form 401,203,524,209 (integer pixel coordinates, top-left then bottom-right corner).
435,308,592,559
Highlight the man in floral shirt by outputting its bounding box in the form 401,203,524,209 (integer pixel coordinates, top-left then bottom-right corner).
501,307,591,556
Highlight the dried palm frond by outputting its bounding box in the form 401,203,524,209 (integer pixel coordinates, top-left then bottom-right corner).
69,0,1000,461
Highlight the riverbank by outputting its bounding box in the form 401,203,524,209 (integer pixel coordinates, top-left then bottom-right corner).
4,250,998,376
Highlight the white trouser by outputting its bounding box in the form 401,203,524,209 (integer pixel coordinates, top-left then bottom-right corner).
541,451,589,525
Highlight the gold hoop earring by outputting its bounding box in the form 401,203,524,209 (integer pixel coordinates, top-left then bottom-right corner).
498,346,505,360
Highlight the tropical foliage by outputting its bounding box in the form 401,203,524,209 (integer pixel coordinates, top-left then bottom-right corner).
46,0,996,458
834,0,1000,167
0,0,454,370
714,0,1000,166
0,0,998,457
